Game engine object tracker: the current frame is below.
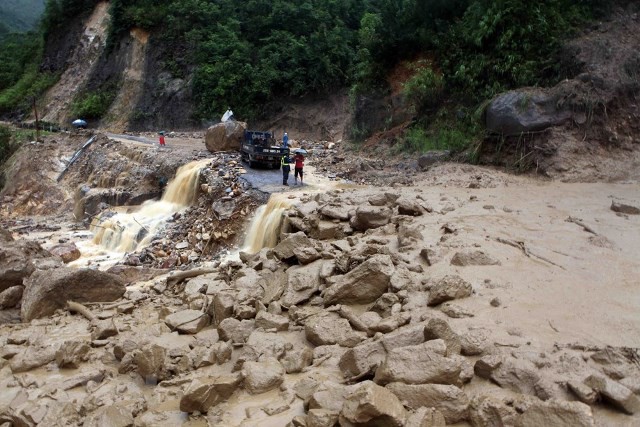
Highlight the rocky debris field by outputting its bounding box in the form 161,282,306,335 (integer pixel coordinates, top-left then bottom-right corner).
1,171,639,426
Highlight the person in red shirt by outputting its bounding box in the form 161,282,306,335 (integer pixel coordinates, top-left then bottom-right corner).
159,131,166,146
294,153,304,185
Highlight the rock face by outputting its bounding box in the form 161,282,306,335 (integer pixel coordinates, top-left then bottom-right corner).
48,242,81,263
428,275,473,306
323,254,395,305
340,381,407,427
180,373,242,413
485,89,573,136
21,267,126,321
0,239,55,292
204,120,247,153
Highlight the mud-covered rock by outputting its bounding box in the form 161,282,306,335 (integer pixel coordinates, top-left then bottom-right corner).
469,395,517,427
323,254,394,305
515,399,595,427
92,318,118,340
0,286,23,308
584,374,640,414
406,407,446,427
450,250,500,266
164,309,209,334
424,318,462,355
133,344,167,380
273,231,315,260
48,242,81,263
305,313,365,348
374,343,461,386
397,197,424,216
56,340,90,368
281,347,314,374
0,239,56,292
255,310,289,331
243,358,285,394
340,381,407,427
350,206,392,231
180,373,242,413
10,345,57,373
282,259,323,307
339,340,387,379
21,267,125,321
204,120,246,153
386,383,470,424
217,318,255,344
427,275,473,306
610,201,640,215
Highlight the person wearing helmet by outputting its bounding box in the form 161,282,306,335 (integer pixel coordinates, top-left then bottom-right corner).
282,132,289,148
281,153,291,186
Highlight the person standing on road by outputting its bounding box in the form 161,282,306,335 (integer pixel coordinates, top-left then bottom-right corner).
294,152,304,185
159,131,166,147
281,153,291,186
282,132,289,148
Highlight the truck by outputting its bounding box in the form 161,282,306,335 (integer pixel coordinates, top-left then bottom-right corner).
240,130,289,169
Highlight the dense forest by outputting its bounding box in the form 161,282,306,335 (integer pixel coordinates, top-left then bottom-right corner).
0,0,614,150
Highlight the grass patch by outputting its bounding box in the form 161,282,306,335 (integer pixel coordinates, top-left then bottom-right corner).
71,87,117,120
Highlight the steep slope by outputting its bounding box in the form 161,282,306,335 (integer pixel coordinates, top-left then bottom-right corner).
39,1,110,125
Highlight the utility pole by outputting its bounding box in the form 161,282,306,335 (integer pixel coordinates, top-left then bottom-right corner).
32,97,40,142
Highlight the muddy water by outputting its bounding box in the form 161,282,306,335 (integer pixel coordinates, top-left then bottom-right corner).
242,194,293,254
89,159,209,253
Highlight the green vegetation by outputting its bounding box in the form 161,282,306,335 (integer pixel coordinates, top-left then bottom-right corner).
0,125,18,189
71,87,117,119
0,0,45,33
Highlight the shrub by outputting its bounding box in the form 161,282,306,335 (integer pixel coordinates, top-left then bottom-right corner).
70,89,116,119
402,64,444,113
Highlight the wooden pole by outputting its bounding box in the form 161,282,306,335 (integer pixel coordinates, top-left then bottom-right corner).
32,97,40,142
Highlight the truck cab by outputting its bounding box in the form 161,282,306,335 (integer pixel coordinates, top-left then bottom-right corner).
240,130,289,169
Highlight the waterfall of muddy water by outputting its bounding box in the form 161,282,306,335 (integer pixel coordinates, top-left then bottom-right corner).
90,159,210,253
242,194,293,254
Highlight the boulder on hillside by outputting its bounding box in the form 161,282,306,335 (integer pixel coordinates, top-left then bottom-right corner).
21,267,126,321
0,238,57,293
204,120,247,153
485,89,572,136
323,254,395,305
48,242,81,263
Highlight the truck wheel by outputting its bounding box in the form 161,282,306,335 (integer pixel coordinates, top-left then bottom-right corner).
249,161,257,168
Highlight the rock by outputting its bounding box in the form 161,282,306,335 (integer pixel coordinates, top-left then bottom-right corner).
487,358,553,400
217,318,254,344
374,343,461,386
0,239,56,292
307,409,339,427
459,332,488,356
397,226,423,249
340,381,407,427
417,151,450,169
490,297,502,307
56,340,90,368
10,345,56,373
319,204,351,221
397,198,424,216
568,380,598,405
440,303,474,319
133,344,167,380
282,260,323,307
584,374,640,414
610,201,640,215
424,318,462,355
427,275,473,306
293,246,321,264
91,318,118,340
474,355,504,379
212,291,235,325
48,242,81,263
0,286,23,308
381,324,426,350
273,232,315,260
406,407,446,427
469,395,517,427
243,330,289,361
21,267,125,321
164,309,209,334
309,382,355,412
450,250,500,266
350,206,393,231
281,347,314,374
323,254,394,305
305,313,365,348
370,313,411,333
515,399,595,427
85,405,134,427
0,227,13,242
255,311,289,331
212,198,236,220
485,89,572,136
180,373,242,413
386,383,470,423
243,358,285,394
339,340,387,379
204,120,246,152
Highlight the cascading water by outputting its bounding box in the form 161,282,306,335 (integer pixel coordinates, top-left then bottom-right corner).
242,194,293,254
90,159,210,252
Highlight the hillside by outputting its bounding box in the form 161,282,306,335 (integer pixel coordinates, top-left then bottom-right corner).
0,0,45,33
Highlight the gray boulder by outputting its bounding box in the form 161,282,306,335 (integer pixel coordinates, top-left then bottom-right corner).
204,120,246,153
180,373,242,413
450,250,500,266
273,231,315,260
515,399,595,427
485,89,572,136
0,239,56,292
386,383,470,424
350,206,392,231
56,340,90,369
374,343,461,386
339,340,387,379
164,309,209,334
242,358,285,394
48,242,81,264
305,313,365,348
282,259,323,307
417,151,450,169
340,381,407,427
0,286,23,309
427,275,473,306
21,267,125,321
584,374,640,415
324,254,395,305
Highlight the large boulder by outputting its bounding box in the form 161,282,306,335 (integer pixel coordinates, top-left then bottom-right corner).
242,358,285,394
180,373,242,413
305,313,365,348
0,239,56,292
204,120,247,153
515,399,595,427
21,267,126,321
340,381,407,427
323,254,395,305
374,343,461,386
386,383,470,424
485,89,572,136
350,206,392,231
281,259,324,307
